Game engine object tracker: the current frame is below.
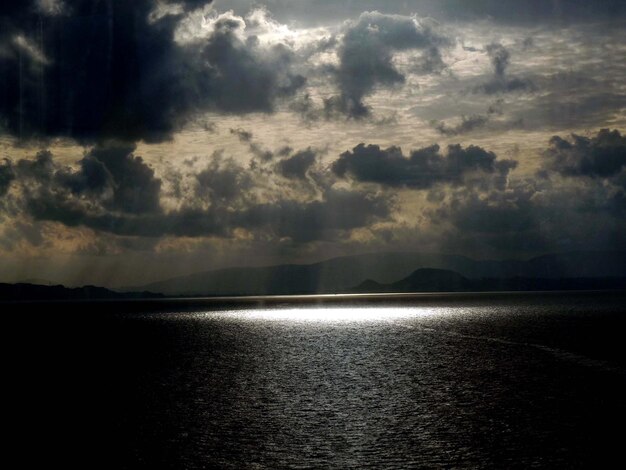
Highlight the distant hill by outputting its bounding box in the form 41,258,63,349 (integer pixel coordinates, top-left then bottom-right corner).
0,283,164,302
350,269,626,293
131,252,478,296
351,269,477,293
132,250,626,296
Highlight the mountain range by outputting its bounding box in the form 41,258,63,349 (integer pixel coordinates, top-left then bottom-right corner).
128,251,626,296
0,283,163,302
351,268,626,293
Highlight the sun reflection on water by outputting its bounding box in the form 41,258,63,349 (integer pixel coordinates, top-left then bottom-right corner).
208,307,443,324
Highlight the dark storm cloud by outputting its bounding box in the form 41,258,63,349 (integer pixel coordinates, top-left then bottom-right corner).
0,0,305,143
23,185,390,242
430,184,538,235
199,15,306,114
55,155,112,197
542,129,626,179
12,142,162,215
486,43,509,80
539,129,626,217
0,159,14,196
475,43,534,95
0,0,209,142
426,129,626,255
15,149,55,182
239,189,391,242
195,156,253,203
87,144,162,214
430,174,626,255
3,146,390,242
278,148,317,180
332,142,517,189
54,144,162,214
24,199,231,238
325,11,449,118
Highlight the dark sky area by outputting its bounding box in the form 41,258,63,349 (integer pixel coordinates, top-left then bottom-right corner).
0,0,625,287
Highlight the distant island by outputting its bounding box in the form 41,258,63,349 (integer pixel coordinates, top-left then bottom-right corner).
349,268,626,293
0,283,164,302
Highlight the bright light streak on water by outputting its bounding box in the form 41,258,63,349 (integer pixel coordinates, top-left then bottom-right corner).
202,306,447,324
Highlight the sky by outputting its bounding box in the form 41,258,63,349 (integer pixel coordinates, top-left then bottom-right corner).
0,0,625,287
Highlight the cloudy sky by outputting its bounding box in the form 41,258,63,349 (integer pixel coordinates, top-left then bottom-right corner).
0,0,625,287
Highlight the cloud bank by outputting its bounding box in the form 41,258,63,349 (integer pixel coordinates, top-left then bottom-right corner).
0,1,305,143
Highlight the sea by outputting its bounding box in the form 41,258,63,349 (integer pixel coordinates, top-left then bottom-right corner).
5,291,626,468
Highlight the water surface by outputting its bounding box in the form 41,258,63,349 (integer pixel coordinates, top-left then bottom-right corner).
7,292,626,468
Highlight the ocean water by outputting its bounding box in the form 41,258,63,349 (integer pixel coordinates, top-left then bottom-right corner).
7,292,626,468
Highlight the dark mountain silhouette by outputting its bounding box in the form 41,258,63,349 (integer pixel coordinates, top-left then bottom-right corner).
3,260,625,301
0,283,163,302
350,269,626,294
131,252,478,296
132,250,626,296
351,269,476,293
